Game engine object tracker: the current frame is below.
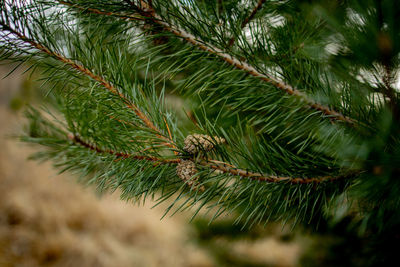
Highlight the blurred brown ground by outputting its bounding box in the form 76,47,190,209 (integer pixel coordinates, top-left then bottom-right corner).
0,65,302,267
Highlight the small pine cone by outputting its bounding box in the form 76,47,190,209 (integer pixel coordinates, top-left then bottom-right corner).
183,134,226,154
176,160,204,191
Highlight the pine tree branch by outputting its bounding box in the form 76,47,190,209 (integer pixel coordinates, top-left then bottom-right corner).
197,160,356,184
69,133,352,185
227,0,267,47
140,12,355,124
2,3,356,186
69,134,180,163
58,1,355,124
0,22,177,150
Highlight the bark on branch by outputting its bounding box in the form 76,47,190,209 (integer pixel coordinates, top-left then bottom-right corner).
69,134,351,185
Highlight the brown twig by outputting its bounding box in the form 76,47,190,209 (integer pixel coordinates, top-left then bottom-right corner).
69,133,351,184
107,114,137,128
71,133,352,184
58,1,354,124
382,65,399,120
70,133,354,184
227,0,267,47
197,160,355,184
69,134,180,164
163,116,179,155
139,144,168,153
163,116,173,141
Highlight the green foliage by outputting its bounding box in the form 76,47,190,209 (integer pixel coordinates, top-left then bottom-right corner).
1,0,399,246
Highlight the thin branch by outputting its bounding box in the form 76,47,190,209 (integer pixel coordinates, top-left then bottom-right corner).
106,114,137,127
197,160,356,184
59,1,354,124
217,0,223,16
0,23,177,150
69,134,179,164
69,133,353,184
142,12,355,124
382,65,399,120
227,0,267,47
59,1,143,20
163,115,179,155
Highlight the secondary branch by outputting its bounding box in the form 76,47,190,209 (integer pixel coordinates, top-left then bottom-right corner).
382,65,399,120
59,1,354,124
227,0,267,47
69,134,179,163
69,134,349,185
0,23,177,150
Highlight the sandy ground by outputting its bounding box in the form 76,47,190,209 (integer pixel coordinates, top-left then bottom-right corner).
0,65,302,267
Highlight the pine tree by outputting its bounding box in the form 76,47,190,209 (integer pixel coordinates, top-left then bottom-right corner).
1,0,400,264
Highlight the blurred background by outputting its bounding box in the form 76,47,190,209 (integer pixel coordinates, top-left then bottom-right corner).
0,63,309,267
